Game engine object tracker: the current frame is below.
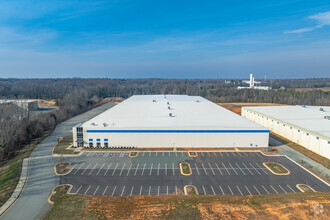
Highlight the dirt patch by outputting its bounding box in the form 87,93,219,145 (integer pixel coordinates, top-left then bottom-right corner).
218,103,287,115
55,162,70,175
263,162,289,175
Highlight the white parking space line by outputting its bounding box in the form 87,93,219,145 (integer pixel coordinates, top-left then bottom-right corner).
167,186,169,195
208,163,215,175
112,186,117,196
175,152,177,157
168,152,171,156
96,163,105,175
202,185,207,195
155,152,158,157
211,185,216,195
253,185,261,195
195,163,200,175
237,152,242,156
181,152,184,156
287,185,296,193
278,185,287,193
219,185,224,195
175,186,178,195
148,186,151,196
104,152,109,157
231,152,237,157
119,163,126,176
172,163,175,175
215,163,223,175
149,152,151,157
121,186,126,196
270,185,278,194
218,152,223,156
90,152,95,157
213,152,217,157
103,186,108,195
76,185,82,194
201,163,208,175
93,186,100,195
201,152,205,157
228,186,234,195
74,163,85,174
236,186,243,196
225,152,230,156
139,186,143,195
207,152,211,156
236,163,246,175
222,163,230,175
142,152,145,157
162,152,164,157
149,163,153,176
245,186,252,195
157,186,160,195
81,163,91,175
243,152,248,156
70,163,77,170
255,163,268,175
104,163,112,176
157,163,160,176
165,163,167,175
130,186,134,196
228,163,238,175
242,163,253,175
249,163,261,175
84,185,91,195
141,163,146,176
134,163,140,176
126,163,132,176
112,163,119,176
88,163,98,175
262,185,270,194
249,152,255,156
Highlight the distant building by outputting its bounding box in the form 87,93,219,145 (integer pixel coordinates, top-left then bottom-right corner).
242,105,330,159
237,73,271,90
0,99,38,111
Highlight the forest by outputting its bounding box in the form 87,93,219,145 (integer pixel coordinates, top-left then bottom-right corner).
0,78,329,159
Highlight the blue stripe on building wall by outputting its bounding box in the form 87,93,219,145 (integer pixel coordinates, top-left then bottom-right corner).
86,130,269,133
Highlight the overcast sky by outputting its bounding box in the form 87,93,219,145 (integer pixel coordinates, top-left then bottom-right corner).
1,0,330,79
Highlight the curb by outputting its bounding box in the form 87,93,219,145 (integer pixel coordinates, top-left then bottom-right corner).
296,184,316,193
0,158,30,217
262,162,290,175
48,184,73,204
179,162,192,176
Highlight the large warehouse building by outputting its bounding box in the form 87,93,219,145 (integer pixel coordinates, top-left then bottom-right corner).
242,105,330,160
73,95,269,148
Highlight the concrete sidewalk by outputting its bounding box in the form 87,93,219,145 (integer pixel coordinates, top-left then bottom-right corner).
0,159,29,217
269,137,330,177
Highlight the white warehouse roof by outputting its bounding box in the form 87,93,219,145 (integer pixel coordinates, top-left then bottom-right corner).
83,95,266,130
243,105,330,139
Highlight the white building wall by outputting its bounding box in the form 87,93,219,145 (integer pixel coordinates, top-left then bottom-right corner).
242,107,330,160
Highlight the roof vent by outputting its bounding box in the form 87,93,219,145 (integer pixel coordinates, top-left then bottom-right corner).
324,116,330,120
302,105,306,108
103,123,107,127
320,108,325,112
167,102,170,105
196,100,200,103
168,106,171,110
91,123,96,126
169,113,173,117
153,100,156,102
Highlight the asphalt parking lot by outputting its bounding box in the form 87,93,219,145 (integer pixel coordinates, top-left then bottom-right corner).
60,151,330,196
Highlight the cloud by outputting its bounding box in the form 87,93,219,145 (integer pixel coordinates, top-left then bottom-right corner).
285,11,330,34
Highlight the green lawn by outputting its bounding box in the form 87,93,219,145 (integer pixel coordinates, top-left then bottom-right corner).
181,162,192,175
52,135,77,155
264,162,289,174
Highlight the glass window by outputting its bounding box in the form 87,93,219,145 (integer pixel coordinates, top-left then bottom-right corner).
89,139,93,141
89,142,93,148
97,142,101,147
104,142,108,148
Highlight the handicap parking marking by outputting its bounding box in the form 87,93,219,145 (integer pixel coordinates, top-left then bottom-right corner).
119,163,126,176
255,163,268,175
249,163,261,175
111,186,117,196
102,186,108,195
270,185,278,194
81,163,91,175
287,185,296,193
228,163,238,175
222,163,231,175
103,163,112,176
236,186,243,196
245,186,252,195
235,163,246,175
219,185,224,195
261,185,270,194
228,186,234,195
84,185,91,195
278,185,287,193
112,163,119,176
96,163,105,175
253,185,261,195
215,163,223,175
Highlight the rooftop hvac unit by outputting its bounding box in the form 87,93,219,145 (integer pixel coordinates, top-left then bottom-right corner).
168,106,171,110
324,116,330,120
153,100,156,102
91,123,96,126
103,123,107,127
167,102,170,105
320,108,325,112
169,113,173,117
196,100,200,103
302,105,306,108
